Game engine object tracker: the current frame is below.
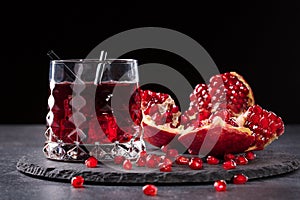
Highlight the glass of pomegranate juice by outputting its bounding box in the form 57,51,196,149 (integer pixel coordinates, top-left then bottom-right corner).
43,59,144,161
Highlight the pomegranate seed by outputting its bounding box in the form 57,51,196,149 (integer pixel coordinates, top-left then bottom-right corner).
123,159,132,170
85,156,98,168
166,149,179,158
189,157,203,170
159,163,172,172
162,157,173,166
235,155,248,165
136,157,146,167
245,151,256,160
233,173,248,184
224,153,235,161
175,156,190,165
161,145,168,153
214,180,227,192
222,160,236,170
206,156,219,165
146,154,159,168
143,184,158,196
71,176,84,188
114,155,125,165
139,150,147,158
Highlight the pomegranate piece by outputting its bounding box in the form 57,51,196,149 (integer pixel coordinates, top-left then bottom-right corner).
123,159,132,170
235,155,248,165
245,151,256,160
71,176,84,188
243,105,284,151
206,156,219,165
143,184,158,196
222,160,237,170
85,156,98,168
214,180,227,192
175,155,190,165
114,155,125,165
233,173,248,184
188,157,203,170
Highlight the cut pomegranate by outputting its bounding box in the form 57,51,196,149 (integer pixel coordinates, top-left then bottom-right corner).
85,156,98,168
214,180,227,192
139,72,284,157
233,173,248,184
206,156,219,165
175,155,190,165
235,155,248,165
71,176,84,188
143,184,158,196
245,151,256,160
222,160,237,170
123,159,132,170
188,157,203,170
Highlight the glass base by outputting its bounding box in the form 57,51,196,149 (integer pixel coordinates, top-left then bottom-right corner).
43,139,146,162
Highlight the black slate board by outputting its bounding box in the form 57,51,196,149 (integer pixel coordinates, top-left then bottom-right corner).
16,150,300,185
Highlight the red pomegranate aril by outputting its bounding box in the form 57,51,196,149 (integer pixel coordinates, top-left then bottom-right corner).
175,156,190,165
235,155,248,165
143,184,158,196
189,157,203,170
140,150,148,158
85,156,98,168
162,157,173,166
224,153,235,161
161,145,168,153
136,157,146,167
159,163,172,172
214,180,227,192
114,155,125,165
223,160,237,170
245,151,256,160
206,156,219,165
123,159,132,170
71,176,84,188
233,173,248,184
166,149,179,158
146,154,159,168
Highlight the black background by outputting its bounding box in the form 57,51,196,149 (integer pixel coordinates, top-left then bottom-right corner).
1,1,299,124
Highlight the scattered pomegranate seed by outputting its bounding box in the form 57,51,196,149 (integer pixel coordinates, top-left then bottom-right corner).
139,150,148,158
245,151,256,160
85,156,98,168
123,159,132,170
222,160,237,170
206,156,219,165
143,184,158,196
235,155,248,165
214,180,227,192
159,163,172,172
71,176,84,188
224,153,235,161
161,145,168,153
233,173,248,184
114,155,125,165
162,157,173,166
175,155,190,165
189,157,203,170
146,154,160,168
166,149,179,158
136,157,146,167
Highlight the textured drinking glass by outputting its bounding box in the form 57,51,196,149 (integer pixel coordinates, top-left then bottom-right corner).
43,59,144,161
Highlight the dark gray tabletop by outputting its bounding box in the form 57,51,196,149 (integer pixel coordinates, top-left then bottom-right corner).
1,124,300,200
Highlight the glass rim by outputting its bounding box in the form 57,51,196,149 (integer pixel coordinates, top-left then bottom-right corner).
51,59,137,64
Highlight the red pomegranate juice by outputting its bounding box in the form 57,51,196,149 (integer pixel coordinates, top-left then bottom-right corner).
47,81,142,145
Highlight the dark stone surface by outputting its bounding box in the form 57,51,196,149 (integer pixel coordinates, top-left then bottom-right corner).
16,149,299,185
1,125,300,200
